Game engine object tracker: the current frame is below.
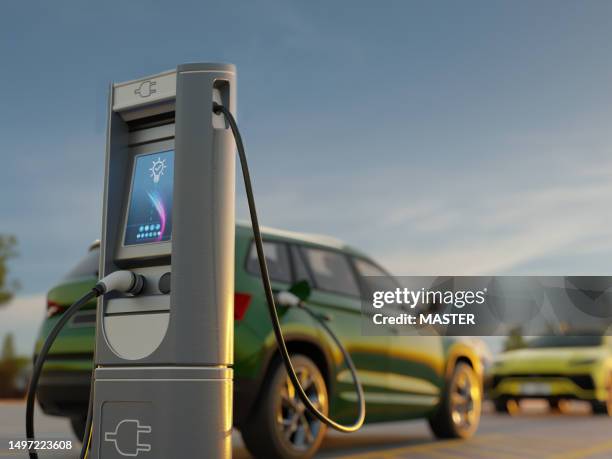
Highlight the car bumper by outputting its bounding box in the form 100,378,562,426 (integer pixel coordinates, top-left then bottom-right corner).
37,370,92,417
489,374,599,401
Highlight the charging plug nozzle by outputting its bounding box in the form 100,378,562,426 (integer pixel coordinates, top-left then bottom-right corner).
95,270,145,296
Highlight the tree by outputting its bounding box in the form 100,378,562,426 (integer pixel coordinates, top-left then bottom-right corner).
0,235,18,305
0,333,16,361
0,333,19,397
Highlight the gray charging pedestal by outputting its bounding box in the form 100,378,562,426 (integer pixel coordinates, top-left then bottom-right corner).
90,63,236,458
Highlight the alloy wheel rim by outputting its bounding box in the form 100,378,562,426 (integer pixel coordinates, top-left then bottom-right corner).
450,369,480,430
275,365,327,451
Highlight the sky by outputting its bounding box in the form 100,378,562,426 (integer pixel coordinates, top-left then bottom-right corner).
2,1,612,352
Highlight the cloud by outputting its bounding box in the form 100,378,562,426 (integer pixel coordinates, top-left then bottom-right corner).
378,164,612,275
237,148,612,277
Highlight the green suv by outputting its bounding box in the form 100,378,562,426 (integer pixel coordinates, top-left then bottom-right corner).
35,223,482,459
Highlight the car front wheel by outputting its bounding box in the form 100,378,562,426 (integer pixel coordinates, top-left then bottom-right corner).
428,362,482,439
241,354,328,459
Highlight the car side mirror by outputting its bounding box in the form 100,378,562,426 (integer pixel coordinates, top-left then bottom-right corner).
289,280,311,302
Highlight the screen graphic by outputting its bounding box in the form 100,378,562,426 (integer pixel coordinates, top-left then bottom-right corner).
124,150,174,246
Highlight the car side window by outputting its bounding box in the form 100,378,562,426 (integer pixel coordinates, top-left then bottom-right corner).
301,247,360,297
354,258,398,299
246,241,292,283
291,245,312,284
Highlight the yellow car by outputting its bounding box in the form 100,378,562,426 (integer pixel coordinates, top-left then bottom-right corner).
489,335,612,415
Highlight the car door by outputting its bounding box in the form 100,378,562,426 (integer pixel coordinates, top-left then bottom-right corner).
239,238,295,344
294,244,395,422
353,257,445,418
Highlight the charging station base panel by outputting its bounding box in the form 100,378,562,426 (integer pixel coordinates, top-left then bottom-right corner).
89,367,232,459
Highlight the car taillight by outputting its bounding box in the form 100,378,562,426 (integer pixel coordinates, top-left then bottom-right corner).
234,292,252,321
46,299,62,318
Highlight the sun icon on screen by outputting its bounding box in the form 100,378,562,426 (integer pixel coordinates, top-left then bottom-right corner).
149,157,167,184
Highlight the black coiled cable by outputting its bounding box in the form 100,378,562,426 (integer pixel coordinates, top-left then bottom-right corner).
213,102,366,433
26,288,101,459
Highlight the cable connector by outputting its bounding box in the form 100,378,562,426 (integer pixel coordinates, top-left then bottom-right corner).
212,102,223,114
95,270,145,296
275,291,303,308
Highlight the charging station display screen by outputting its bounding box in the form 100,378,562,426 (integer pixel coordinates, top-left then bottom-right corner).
124,150,174,246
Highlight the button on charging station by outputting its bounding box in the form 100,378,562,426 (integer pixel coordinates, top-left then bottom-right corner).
158,272,171,294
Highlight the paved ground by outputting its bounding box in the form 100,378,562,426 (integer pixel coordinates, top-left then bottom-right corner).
1,400,611,458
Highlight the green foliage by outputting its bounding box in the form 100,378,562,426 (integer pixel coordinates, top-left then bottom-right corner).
0,235,18,305
0,333,27,397
504,326,526,351
0,333,16,361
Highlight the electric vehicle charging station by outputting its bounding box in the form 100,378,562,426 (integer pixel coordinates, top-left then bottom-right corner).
26,61,364,459
91,63,237,458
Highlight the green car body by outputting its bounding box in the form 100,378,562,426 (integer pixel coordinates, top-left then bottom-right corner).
35,223,482,457
489,335,612,415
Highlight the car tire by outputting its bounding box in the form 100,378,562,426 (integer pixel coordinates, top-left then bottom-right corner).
428,362,482,439
592,376,612,416
548,399,561,412
241,354,328,459
591,400,611,415
70,415,87,442
493,398,510,414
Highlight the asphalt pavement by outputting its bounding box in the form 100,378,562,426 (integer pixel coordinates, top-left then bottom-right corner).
1,400,611,458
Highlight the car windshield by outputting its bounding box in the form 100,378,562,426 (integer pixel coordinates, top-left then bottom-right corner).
527,335,602,348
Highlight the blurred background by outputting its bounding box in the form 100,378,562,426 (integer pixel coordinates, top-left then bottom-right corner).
3,1,612,457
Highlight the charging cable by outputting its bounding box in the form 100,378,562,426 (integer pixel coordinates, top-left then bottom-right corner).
26,270,145,459
213,102,366,433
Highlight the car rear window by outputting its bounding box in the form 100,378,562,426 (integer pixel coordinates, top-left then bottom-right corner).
246,241,292,283
64,248,100,280
302,247,360,297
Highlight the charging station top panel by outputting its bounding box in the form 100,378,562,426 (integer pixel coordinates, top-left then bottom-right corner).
113,63,235,115
113,69,176,113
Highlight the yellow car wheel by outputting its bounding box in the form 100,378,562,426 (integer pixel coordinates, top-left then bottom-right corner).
429,362,482,439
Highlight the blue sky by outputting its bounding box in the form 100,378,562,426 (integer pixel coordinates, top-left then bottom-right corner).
2,1,612,351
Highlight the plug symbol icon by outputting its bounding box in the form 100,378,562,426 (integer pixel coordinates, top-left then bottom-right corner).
134,80,157,98
104,419,152,457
